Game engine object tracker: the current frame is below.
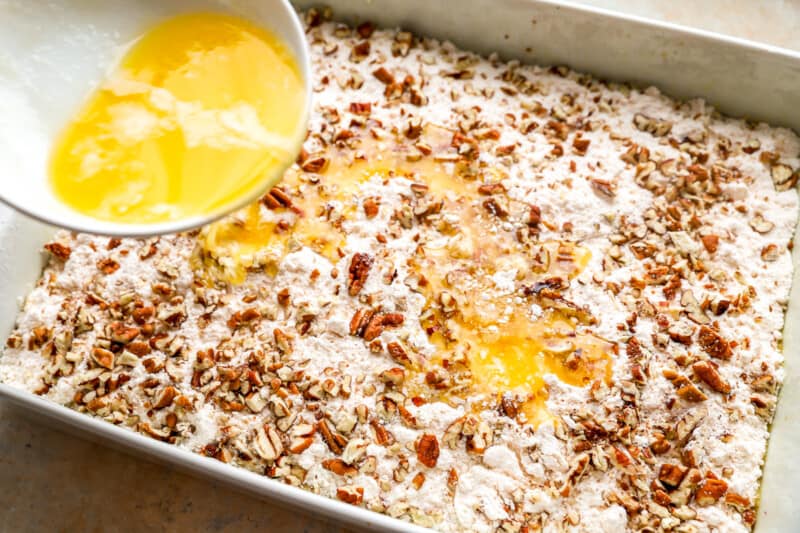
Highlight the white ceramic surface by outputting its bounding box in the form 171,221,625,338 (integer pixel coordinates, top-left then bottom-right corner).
1,0,798,530
0,0,312,237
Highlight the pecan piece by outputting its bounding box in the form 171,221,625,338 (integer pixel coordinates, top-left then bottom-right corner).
373,66,394,84
527,205,542,227
347,253,373,296
300,156,329,174
701,234,719,254
500,396,519,418
697,325,732,360
323,458,358,476
273,328,293,354
108,322,139,344
379,367,405,386
477,183,506,195
362,313,404,341
263,187,294,209
44,242,71,260
132,306,155,324
91,347,115,369
725,491,751,510
572,137,591,155
349,308,375,337
363,197,380,218
97,258,120,274
386,341,411,365
590,178,617,198
153,386,177,409
317,419,347,455
658,463,687,489
692,361,731,394
370,418,394,445
695,479,728,506
417,434,440,468
349,102,372,116
482,197,509,218
676,382,708,403
761,244,780,262
336,486,364,505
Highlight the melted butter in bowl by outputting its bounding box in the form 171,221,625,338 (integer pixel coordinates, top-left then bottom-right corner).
49,12,306,226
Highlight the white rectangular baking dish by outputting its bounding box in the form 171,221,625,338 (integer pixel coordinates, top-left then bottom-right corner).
1,0,799,530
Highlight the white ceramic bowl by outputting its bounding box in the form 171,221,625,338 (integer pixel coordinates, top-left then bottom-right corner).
0,0,311,237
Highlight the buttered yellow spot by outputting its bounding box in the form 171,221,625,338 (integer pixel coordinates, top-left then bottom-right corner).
194,127,613,426
196,125,468,283
462,314,613,426
50,12,305,224
197,198,344,284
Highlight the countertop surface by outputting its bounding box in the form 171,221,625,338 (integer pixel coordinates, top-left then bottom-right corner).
2,2,799,532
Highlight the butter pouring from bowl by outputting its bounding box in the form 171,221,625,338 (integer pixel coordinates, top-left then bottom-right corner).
0,0,311,237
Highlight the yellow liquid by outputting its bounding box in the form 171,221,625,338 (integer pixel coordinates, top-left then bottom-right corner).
49,12,305,224
197,128,614,425
197,126,464,283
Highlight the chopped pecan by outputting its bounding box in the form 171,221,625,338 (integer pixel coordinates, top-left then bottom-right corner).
91,347,115,369
317,419,347,455
356,21,375,38
273,328,293,354
300,155,329,174
761,244,780,262
97,258,120,274
417,434,440,468
379,367,405,386
336,486,364,505
692,361,731,394
701,234,719,254
527,205,542,227
323,458,358,476
725,491,751,510
108,322,139,344
771,164,799,191
477,183,506,195
572,137,591,155
482,197,509,218
227,308,261,330
363,197,380,218
153,386,177,409
590,178,617,198
347,253,373,296
500,396,519,418
350,308,375,337
44,242,71,261
370,418,394,445
658,463,687,489
676,382,708,403
373,66,395,84
132,306,155,325
350,41,370,62
697,325,732,360
362,313,404,342
349,102,372,115
386,341,411,365
668,323,694,345
695,479,728,506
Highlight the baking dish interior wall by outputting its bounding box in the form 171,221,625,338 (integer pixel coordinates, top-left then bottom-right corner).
0,211,52,337
292,0,800,131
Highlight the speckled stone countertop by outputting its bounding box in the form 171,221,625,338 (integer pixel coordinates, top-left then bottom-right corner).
2,2,799,532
